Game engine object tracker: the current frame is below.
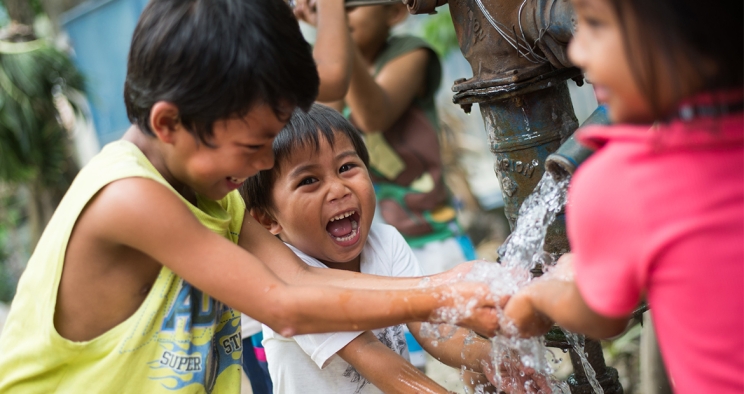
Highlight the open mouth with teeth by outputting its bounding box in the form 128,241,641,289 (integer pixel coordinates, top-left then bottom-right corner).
326,210,361,246
226,176,247,189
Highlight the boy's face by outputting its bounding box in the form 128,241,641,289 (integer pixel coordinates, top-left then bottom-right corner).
268,131,375,268
171,103,290,201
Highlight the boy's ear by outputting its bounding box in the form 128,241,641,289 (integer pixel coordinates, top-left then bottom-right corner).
386,4,409,28
250,207,283,235
149,101,182,144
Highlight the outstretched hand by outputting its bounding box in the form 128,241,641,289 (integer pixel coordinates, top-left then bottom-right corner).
482,351,552,394
502,287,554,338
433,280,507,338
501,254,574,338
429,260,481,285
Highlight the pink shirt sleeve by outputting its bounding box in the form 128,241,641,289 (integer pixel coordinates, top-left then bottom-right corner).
567,130,649,318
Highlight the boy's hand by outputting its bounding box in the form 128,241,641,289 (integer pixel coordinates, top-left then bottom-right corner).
501,253,573,338
543,253,574,280
429,260,480,285
433,281,506,337
502,286,554,338
482,354,552,394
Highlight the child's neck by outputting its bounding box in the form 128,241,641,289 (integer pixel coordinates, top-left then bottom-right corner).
360,34,390,66
321,255,362,273
122,126,197,204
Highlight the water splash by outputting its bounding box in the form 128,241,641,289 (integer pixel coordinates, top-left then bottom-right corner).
498,170,569,273
562,329,604,394
422,172,604,393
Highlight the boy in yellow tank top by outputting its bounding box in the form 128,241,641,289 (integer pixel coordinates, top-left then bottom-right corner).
0,0,503,393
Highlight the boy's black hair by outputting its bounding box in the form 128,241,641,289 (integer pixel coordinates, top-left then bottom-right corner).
241,103,370,214
610,0,743,118
124,0,319,144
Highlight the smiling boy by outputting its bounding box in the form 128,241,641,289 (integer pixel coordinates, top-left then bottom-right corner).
242,104,523,394
0,1,500,392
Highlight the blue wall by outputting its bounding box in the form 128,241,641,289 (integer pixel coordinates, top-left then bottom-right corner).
61,0,149,146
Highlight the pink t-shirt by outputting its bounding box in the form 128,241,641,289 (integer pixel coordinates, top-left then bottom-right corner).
568,113,744,393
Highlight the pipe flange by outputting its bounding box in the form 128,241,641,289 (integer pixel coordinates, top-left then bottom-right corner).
452,67,581,105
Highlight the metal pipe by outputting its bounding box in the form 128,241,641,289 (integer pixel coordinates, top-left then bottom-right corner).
545,105,610,181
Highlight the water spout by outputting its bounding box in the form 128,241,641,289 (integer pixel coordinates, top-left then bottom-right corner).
545,106,610,181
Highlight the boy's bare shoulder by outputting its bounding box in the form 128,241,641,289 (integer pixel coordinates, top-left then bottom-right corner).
77,177,191,244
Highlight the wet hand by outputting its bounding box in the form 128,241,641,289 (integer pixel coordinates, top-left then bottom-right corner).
502,287,553,338
429,260,479,285
437,281,508,338
482,354,552,394
543,253,574,281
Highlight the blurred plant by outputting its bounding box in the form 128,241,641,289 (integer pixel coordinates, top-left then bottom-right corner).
2,0,42,25
0,0,85,254
419,6,459,58
0,186,22,302
0,40,84,243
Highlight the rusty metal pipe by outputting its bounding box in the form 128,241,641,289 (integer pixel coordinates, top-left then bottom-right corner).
545,105,609,181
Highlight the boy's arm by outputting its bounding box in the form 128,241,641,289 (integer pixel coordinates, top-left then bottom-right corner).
407,323,491,373
95,178,498,336
503,255,629,339
294,0,353,102
408,323,551,393
346,45,429,133
337,331,452,394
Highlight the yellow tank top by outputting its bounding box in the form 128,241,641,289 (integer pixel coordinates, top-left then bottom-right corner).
0,141,244,393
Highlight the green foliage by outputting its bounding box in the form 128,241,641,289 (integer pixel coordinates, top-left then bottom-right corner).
0,40,84,189
0,190,22,302
419,6,459,58
28,0,43,18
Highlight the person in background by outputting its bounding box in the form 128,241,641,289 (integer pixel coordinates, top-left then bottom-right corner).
503,1,743,393
294,0,477,277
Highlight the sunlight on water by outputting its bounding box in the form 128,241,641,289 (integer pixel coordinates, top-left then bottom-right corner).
422,172,604,394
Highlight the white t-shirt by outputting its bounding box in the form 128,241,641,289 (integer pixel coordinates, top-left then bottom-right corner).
262,223,423,394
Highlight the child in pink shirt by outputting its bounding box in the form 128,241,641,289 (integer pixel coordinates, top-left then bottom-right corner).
503,1,743,393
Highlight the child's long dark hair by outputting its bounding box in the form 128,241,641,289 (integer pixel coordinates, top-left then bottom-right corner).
609,0,742,118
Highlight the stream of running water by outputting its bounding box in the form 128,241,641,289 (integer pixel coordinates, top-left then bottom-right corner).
423,172,604,394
